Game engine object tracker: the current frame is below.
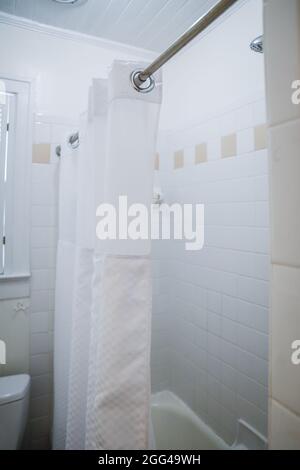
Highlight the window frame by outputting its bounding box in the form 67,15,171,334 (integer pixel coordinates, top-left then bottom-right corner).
0,76,34,299
0,96,9,274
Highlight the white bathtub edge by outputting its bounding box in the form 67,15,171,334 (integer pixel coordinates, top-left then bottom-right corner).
151,391,229,450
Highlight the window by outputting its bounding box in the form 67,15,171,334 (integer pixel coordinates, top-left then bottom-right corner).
0,91,15,274
0,95,9,273
0,78,32,298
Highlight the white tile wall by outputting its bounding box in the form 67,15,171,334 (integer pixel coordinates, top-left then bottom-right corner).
151,242,170,392
151,99,270,445
26,116,76,449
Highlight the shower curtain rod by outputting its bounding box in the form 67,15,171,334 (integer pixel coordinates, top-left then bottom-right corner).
58,0,238,152
131,0,238,92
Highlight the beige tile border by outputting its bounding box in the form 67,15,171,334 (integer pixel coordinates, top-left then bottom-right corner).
154,153,160,171
32,144,51,164
174,150,184,169
254,124,268,150
195,143,207,164
170,122,267,168
221,133,237,158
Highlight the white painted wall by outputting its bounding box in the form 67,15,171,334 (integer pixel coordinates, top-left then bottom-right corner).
0,298,30,375
0,19,154,119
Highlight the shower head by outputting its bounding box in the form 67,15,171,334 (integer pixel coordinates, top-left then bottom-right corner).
250,36,263,54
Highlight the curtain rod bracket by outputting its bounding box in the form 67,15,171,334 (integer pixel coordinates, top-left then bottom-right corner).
130,70,155,94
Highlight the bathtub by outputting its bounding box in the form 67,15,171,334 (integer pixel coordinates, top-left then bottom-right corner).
151,391,229,450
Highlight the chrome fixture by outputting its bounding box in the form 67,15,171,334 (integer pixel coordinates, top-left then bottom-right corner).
53,0,245,151
55,133,79,158
250,36,264,53
55,144,61,158
56,0,239,151
131,0,238,93
131,70,155,94
68,131,80,150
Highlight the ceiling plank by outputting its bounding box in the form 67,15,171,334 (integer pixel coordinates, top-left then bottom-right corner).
0,0,220,52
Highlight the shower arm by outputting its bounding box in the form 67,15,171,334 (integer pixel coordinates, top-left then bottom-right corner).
131,0,238,92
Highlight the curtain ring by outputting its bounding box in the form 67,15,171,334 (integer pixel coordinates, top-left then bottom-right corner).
68,132,80,150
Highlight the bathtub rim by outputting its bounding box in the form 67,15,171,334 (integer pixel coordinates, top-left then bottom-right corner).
151,390,230,450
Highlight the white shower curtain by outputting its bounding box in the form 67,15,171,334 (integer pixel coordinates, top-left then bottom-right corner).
53,61,162,450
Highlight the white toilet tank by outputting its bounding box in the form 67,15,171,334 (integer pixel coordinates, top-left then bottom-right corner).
0,374,30,450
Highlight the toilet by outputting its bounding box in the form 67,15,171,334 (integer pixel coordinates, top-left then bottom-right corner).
0,374,30,449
